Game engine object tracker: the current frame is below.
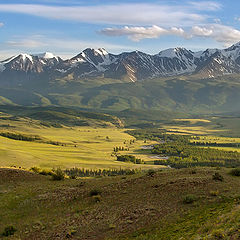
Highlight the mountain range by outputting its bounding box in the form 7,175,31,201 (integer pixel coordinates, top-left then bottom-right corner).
0,43,240,113
2,42,240,82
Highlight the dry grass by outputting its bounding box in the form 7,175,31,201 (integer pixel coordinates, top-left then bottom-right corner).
1,167,240,240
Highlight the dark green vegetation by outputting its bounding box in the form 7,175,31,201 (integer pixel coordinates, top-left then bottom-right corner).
0,132,42,142
126,128,190,141
1,74,240,114
1,226,17,237
153,142,240,168
229,168,240,176
0,104,240,137
116,155,144,164
0,105,123,128
65,168,138,178
51,168,65,181
128,129,240,168
2,167,240,239
0,131,65,146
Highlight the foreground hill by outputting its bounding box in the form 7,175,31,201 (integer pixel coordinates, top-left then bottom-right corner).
1,167,240,239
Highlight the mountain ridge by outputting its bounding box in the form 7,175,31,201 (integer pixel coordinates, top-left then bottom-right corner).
2,42,240,81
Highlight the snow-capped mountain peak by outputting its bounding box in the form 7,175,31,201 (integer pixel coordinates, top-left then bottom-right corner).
158,47,191,58
2,41,240,80
33,52,58,59
94,48,108,56
18,53,33,63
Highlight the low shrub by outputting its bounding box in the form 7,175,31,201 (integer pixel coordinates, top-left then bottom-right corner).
212,172,224,181
183,194,197,204
210,190,219,196
39,169,54,176
108,224,116,229
2,226,16,236
30,166,41,173
230,168,240,176
69,174,77,179
66,228,77,238
90,189,102,196
190,169,197,174
30,167,53,176
211,229,225,239
147,169,156,177
52,168,65,181
92,195,101,203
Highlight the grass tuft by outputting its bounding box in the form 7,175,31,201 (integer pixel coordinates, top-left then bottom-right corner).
212,172,224,182
183,194,197,204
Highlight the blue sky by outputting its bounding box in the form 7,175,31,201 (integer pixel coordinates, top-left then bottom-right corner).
0,0,240,59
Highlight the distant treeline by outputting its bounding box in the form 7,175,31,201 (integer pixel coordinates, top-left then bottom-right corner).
0,132,42,141
126,129,190,143
64,167,139,177
154,160,229,168
191,142,240,148
0,131,63,146
152,142,240,168
127,128,240,168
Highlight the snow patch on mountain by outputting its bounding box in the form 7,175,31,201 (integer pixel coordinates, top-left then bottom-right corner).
19,54,33,63
158,48,184,58
33,52,58,59
0,63,5,72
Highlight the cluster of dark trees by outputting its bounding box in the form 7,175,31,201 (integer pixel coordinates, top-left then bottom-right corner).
64,167,139,177
0,131,64,146
116,155,144,164
153,142,240,168
127,128,240,168
0,132,42,142
113,146,129,152
191,141,240,148
126,129,190,143
154,160,235,168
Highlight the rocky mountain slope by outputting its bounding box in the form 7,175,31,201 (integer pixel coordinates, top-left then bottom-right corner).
2,42,240,82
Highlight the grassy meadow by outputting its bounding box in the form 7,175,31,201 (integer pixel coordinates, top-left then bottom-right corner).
0,115,162,170
0,108,240,170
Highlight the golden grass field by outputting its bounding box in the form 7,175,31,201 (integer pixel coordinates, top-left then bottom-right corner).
174,118,211,124
0,114,239,170
163,125,225,135
0,116,163,170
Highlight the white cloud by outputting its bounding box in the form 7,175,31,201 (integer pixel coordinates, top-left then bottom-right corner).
189,1,222,11
7,36,47,48
191,24,240,46
0,22,4,27
234,17,240,22
100,23,240,47
0,3,208,27
100,25,187,42
191,26,213,37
